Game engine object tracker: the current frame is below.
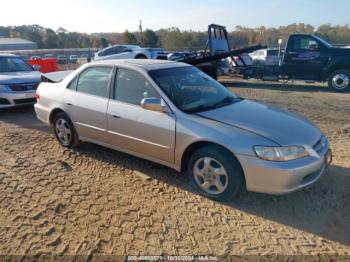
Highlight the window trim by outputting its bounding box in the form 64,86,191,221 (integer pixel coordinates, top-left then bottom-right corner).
67,76,78,91
66,65,114,99
290,36,322,52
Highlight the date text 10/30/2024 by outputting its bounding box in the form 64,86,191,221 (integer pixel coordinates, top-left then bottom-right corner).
127,255,219,261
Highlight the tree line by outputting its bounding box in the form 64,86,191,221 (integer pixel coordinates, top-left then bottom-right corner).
1,23,350,51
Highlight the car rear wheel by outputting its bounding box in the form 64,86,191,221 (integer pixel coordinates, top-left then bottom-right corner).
187,146,244,201
53,112,79,148
328,70,350,92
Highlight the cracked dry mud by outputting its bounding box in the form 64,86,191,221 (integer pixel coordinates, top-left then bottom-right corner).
0,79,349,257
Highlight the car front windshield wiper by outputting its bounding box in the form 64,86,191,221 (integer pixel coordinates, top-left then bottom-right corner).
184,96,244,113
210,96,243,108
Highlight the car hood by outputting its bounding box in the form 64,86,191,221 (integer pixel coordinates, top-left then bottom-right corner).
197,100,322,146
0,71,41,84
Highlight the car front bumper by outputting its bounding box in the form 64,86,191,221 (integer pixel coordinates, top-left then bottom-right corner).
0,91,36,108
238,144,332,195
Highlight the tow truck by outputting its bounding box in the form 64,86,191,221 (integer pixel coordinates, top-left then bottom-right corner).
245,34,350,92
168,24,265,80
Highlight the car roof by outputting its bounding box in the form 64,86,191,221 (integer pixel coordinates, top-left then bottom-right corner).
91,59,191,71
105,44,139,48
0,53,19,58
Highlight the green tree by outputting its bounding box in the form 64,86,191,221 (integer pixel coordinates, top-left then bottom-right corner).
100,37,109,48
143,29,158,47
0,27,9,37
123,30,138,45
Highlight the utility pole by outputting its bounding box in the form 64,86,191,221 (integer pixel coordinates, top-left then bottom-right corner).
139,19,144,46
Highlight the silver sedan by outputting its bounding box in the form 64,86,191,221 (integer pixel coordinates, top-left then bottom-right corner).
34,59,332,201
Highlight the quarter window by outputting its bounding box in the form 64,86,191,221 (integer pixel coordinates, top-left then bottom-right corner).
114,68,160,105
67,77,78,90
76,67,112,98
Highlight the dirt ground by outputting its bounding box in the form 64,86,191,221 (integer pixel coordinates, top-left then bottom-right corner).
0,78,349,258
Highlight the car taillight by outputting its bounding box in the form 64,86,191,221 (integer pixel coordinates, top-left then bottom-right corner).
35,91,40,100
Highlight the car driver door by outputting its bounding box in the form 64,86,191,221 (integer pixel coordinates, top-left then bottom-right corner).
282,36,325,80
106,68,176,164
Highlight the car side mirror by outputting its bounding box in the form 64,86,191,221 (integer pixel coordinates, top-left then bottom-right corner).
33,65,41,71
141,97,164,112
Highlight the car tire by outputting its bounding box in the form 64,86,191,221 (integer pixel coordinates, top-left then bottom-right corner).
135,54,147,59
187,146,244,201
53,112,79,148
328,69,350,92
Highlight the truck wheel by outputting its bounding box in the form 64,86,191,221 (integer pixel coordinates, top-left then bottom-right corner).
328,70,350,92
187,146,244,201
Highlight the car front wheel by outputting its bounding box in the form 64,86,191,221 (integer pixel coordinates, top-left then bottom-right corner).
53,112,79,148
187,146,244,201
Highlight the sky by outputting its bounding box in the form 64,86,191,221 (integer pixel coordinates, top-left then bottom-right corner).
1,0,349,33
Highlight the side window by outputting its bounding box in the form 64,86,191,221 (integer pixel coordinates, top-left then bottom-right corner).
103,46,126,56
114,46,127,54
67,77,78,90
114,68,160,105
76,67,112,98
292,37,319,51
102,47,114,56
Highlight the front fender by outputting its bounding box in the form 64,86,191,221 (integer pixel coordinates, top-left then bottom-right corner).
174,113,278,168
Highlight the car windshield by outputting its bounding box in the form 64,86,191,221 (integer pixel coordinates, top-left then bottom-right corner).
149,66,243,113
0,57,33,73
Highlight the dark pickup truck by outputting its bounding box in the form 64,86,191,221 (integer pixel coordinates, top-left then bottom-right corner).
247,34,350,92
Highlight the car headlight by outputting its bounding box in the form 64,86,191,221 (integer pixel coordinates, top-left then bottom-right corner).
0,85,10,92
254,146,309,161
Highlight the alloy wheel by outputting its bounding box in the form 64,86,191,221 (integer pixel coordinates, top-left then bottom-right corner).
332,73,349,90
55,118,72,145
193,157,229,195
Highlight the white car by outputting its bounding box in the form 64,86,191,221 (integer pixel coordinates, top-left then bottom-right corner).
250,49,280,66
94,45,165,61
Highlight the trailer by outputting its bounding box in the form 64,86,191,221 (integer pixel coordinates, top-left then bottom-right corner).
169,24,266,79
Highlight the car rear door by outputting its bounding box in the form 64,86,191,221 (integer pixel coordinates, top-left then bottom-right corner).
64,66,113,142
106,68,176,164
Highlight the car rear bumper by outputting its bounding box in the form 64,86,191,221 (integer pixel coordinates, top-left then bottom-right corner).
34,103,51,125
238,145,332,195
0,91,36,108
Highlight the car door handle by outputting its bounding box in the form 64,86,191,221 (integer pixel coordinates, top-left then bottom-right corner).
288,52,298,55
111,114,121,119
66,103,73,106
